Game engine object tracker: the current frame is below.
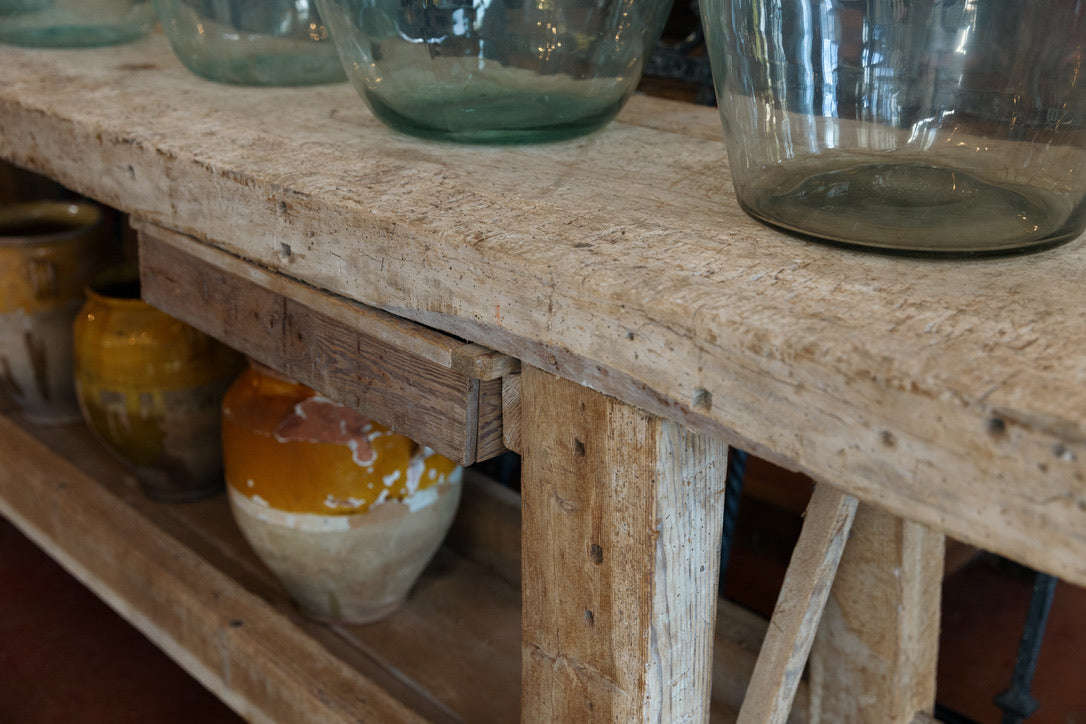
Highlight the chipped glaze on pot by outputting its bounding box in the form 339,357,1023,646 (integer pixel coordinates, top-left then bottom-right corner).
221,362,462,623
73,265,245,502
0,201,107,424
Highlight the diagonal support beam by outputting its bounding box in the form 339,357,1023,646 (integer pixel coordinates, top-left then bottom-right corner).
738,484,859,724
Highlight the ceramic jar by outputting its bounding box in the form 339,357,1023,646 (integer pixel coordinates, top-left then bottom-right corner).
0,201,106,425
73,265,245,502
221,362,462,623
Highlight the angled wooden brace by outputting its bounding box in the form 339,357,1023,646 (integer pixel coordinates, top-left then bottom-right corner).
737,484,859,724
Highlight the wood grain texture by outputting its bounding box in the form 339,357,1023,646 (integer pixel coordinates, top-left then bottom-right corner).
737,486,858,724
1,406,524,722
0,413,423,724
502,373,522,453
807,506,944,723
713,601,809,724
520,366,727,723
138,225,506,464
1,39,1084,583
441,450,809,723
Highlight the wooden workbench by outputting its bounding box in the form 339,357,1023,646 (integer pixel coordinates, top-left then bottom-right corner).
1,33,1083,723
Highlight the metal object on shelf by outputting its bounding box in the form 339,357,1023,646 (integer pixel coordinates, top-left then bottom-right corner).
718,448,748,591
994,571,1059,723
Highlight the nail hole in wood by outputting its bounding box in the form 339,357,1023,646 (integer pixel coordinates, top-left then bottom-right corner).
574,438,586,457
584,609,595,627
589,543,603,565
987,417,1006,436
693,387,711,411
279,242,292,258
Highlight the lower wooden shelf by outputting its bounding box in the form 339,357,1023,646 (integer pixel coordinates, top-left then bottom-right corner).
0,406,520,723
0,401,797,723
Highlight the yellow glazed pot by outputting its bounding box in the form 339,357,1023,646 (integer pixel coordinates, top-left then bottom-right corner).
73,265,245,501
222,362,462,623
0,201,106,424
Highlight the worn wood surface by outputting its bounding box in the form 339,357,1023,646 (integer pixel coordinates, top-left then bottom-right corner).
520,367,726,722
738,486,858,724
0,39,1080,582
0,407,522,723
0,413,424,724
2,401,811,724
138,224,509,464
808,506,944,723
443,450,809,723
714,600,809,724
502,373,522,454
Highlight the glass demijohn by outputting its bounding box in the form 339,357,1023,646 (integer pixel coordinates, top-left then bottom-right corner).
0,0,155,47
154,0,346,86
702,0,1086,254
315,0,675,143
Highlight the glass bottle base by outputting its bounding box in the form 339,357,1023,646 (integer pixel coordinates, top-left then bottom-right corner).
0,23,150,47
173,51,346,87
362,88,624,144
740,161,1086,255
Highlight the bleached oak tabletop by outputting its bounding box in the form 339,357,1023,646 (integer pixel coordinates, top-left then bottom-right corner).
2,33,1084,585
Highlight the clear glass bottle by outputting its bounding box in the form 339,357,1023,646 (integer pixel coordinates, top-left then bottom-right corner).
153,0,346,86
0,0,155,47
315,0,674,143
703,0,1086,254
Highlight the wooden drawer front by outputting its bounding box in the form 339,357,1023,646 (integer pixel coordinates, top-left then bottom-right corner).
137,224,514,465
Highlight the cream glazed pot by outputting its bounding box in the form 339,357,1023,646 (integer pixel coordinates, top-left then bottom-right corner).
221,361,462,624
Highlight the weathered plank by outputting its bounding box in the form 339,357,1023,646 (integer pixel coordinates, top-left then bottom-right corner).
0,412,423,724
444,468,524,587
713,601,810,724
138,225,509,464
3,403,526,722
1,38,1084,585
808,505,944,723
502,373,522,454
443,455,810,723
737,486,858,724
520,366,727,722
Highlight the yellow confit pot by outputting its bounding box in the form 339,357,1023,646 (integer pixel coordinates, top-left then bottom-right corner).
221,361,462,623
73,265,244,501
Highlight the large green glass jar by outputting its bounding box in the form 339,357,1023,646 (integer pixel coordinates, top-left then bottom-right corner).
154,0,346,86
702,0,1086,254
315,0,674,143
0,0,154,47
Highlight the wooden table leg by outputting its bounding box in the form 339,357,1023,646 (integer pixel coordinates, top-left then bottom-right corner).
519,367,727,723
807,504,945,722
